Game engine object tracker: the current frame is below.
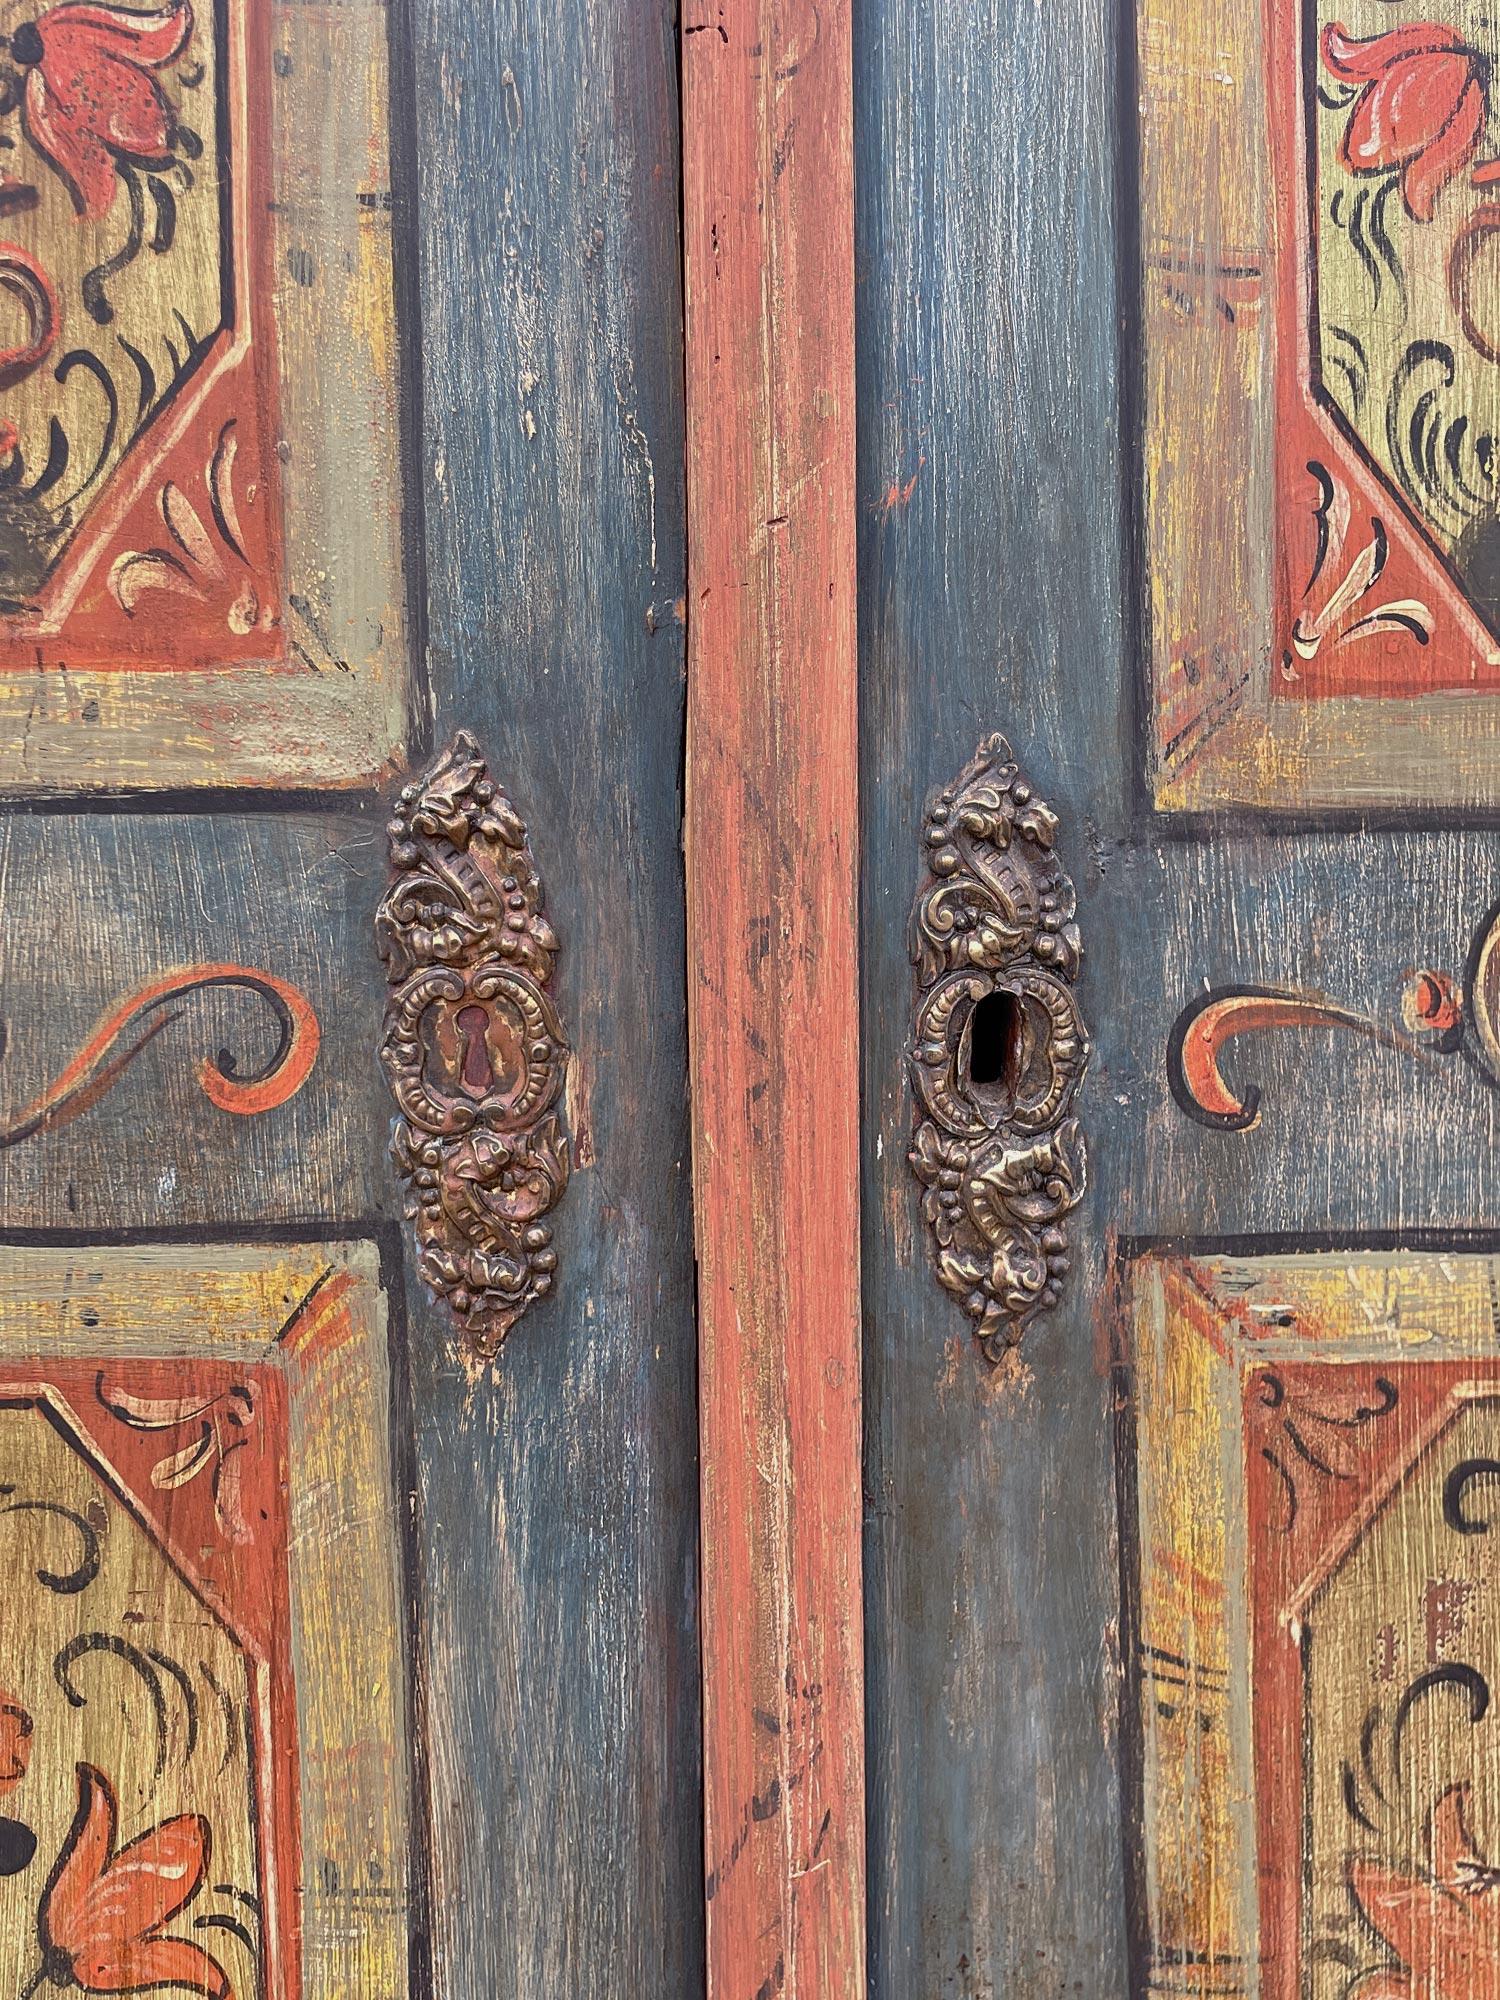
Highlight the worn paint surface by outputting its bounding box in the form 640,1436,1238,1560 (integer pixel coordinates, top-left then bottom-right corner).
855,0,1130,1988
0,0,409,791
0,1242,413,1998
856,0,1500,1989
410,0,702,1990
22,0,1500,1987
0,0,701,1988
1138,0,1500,808
682,3,866,1996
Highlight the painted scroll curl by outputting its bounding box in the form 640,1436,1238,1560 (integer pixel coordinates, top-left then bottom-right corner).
1166,896,1500,1130
1167,987,1429,1132
0,963,320,1147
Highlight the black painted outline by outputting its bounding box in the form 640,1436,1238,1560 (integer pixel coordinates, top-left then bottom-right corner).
1119,1225,1500,1260
1112,1327,1152,1999
1164,984,1268,1133
383,0,433,781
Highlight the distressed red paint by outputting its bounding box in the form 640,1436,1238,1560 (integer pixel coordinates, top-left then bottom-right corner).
681,1,867,1994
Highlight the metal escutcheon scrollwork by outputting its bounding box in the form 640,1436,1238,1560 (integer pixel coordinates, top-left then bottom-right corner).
908,734,1090,1362
378,732,571,1359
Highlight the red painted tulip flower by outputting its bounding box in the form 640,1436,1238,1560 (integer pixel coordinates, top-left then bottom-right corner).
1323,21,1500,221
32,1764,232,1998
1348,1785,1500,1996
9,0,192,220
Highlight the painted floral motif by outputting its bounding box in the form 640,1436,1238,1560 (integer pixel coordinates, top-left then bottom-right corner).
0,1694,31,1795
0,1397,280,1996
105,427,270,635
1323,22,1500,221
0,0,290,654
0,1690,36,1884
7,0,192,221
1347,1784,1500,1995
95,1372,258,1544
1289,462,1435,676
1255,1368,1400,1531
30,1763,231,1999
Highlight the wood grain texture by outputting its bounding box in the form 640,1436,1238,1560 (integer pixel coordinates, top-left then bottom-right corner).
0,810,389,1229
407,0,702,1990
854,0,1132,1990
681,7,866,1996
854,1,1500,1989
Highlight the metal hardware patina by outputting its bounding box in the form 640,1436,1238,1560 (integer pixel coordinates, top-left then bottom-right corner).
908,734,1090,1362
378,732,571,1357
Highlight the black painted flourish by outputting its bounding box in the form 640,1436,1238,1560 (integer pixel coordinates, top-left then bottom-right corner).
0,1494,99,1593
54,1633,172,1781
1393,1664,1490,1786
1443,1456,1500,1534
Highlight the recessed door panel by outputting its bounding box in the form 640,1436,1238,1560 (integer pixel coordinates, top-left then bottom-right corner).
0,0,411,791
0,1240,420,1996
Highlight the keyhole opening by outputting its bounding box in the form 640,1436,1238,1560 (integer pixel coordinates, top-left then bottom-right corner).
456,1004,493,1095
968,988,1023,1094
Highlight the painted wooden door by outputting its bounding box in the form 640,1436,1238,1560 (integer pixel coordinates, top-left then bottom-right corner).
856,3,1500,1999
0,0,704,1993
14,0,1499,1992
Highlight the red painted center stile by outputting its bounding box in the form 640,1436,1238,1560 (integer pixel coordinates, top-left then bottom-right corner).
681,5,868,1997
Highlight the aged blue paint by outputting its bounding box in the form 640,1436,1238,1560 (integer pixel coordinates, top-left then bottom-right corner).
854,0,1131,1986
408,0,701,1991
854,1,1500,1992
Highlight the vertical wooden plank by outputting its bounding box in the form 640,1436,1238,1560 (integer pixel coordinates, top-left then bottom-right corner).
409,0,703,1991
853,0,1131,1992
681,8,867,1998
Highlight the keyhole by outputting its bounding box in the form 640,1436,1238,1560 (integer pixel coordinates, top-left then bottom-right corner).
967,988,1023,1094
456,1005,493,1095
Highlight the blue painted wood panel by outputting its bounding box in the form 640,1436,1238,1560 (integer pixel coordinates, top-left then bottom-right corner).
854,0,1131,1988
854,3,1500,1992
407,0,702,1989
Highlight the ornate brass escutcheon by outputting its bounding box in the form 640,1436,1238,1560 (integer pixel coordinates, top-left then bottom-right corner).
907,735,1091,1362
378,732,571,1358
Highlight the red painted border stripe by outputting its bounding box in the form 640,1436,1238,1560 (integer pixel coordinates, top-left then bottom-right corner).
681,5,866,1997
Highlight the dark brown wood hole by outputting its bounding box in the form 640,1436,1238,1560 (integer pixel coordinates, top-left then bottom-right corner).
967,988,1023,1095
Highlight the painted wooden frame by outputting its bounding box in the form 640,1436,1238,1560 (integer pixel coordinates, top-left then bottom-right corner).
1136,0,1500,812
0,0,412,792
681,4,867,1993
0,1238,424,1996
1122,1245,1500,1997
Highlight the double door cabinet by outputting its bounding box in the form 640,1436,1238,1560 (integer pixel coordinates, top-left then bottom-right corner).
0,1,1493,1996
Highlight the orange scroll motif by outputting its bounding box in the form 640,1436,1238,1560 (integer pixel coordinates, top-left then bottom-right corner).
0,963,319,1147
